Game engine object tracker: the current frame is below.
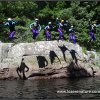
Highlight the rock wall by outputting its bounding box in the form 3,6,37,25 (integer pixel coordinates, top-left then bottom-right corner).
0,41,100,80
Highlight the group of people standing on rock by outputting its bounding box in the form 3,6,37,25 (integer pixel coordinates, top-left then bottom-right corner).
1,17,100,43
30,18,78,43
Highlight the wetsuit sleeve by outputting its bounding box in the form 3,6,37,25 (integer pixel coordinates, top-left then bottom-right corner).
73,28,76,33
38,24,41,32
44,26,48,30
88,21,92,30
29,23,34,29
52,25,55,29
12,21,18,25
69,28,72,32
4,22,9,26
58,23,61,28
96,24,100,27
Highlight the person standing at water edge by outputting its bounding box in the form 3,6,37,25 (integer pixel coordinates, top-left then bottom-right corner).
30,18,41,42
3,18,17,40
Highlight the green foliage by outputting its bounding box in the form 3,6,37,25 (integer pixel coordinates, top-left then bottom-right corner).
38,6,53,18
58,8,73,19
13,26,31,43
37,30,45,41
0,1,100,52
82,47,87,54
90,53,95,59
56,1,66,10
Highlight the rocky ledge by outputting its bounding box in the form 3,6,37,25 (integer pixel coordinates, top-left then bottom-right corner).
0,41,100,80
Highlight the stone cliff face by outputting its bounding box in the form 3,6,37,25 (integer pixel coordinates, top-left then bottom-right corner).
0,41,100,80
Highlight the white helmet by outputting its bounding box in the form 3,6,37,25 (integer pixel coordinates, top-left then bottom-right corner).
66,20,68,23
71,25,73,28
35,18,38,21
48,22,51,25
8,18,12,21
93,24,96,26
56,17,59,20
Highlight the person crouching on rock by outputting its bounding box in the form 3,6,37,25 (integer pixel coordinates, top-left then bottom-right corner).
30,18,41,42
44,22,54,41
3,18,17,40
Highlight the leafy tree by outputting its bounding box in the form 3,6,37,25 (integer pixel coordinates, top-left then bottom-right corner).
0,1,100,51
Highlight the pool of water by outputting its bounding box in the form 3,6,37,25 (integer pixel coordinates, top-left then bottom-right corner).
0,77,100,99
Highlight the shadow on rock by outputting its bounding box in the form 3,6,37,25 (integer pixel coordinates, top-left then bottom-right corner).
67,61,91,77
28,70,58,78
16,58,29,80
58,45,69,62
69,49,78,65
49,50,61,64
37,56,48,68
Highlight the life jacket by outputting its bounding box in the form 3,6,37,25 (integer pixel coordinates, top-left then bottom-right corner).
8,21,16,31
69,28,75,33
33,22,40,30
89,25,96,33
59,23,64,29
45,25,53,31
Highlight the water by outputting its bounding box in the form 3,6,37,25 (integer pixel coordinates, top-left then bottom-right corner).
0,77,100,99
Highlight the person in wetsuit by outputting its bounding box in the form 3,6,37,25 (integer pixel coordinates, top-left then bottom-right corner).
44,22,54,41
4,18,17,40
69,25,77,44
30,18,41,41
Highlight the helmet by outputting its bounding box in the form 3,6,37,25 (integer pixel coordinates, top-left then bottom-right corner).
61,20,64,23
48,22,51,25
56,17,59,20
71,25,73,28
34,23,37,27
8,18,12,21
93,24,96,26
66,20,68,23
35,18,39,21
